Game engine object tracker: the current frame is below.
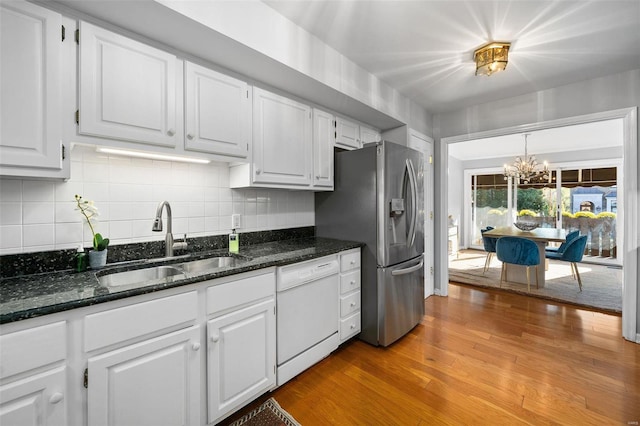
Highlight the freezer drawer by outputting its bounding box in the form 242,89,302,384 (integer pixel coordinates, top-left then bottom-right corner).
377,255,424,346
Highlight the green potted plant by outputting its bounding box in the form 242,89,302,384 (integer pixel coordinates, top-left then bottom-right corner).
75,194,110,268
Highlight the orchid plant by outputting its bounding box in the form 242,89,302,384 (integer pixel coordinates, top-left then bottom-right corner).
75,194,109,251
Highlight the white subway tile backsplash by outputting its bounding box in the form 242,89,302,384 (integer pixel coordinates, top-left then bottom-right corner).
109,220,132,240
22,181,54,202
0,146,314,254
23,224,54,247
0,225,22,249
23,202,54,225
55,222,83,246
0,180,22,202
0,203,22,225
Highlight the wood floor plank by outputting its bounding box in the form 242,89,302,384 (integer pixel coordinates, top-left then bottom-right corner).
223,283,640,425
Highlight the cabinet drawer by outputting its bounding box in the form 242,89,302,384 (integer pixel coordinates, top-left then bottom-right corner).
340,312,361,341
340,291,361,317
340,250,361,272
207,271,275,315
84,291,197,352
0,321,66,379
340,270,361,294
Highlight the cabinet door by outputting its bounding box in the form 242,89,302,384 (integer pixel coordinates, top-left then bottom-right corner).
207,298,276,424
185,61,250,158
79,21,179,147
335,117,361,150
0,367,67,426
360,125,381,144
312,108,334,189
88,326,200,426
0,1,62,171
252,88,312,186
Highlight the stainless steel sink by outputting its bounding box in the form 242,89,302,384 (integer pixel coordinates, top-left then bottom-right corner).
97,265,186,289
177,256,244,274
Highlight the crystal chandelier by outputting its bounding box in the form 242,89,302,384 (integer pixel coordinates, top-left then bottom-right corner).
503,134,550,184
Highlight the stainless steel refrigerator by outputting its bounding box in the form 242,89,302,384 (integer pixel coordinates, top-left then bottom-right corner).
315,140,424,346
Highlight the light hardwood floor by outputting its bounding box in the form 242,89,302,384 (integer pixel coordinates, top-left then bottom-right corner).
229,283,640,425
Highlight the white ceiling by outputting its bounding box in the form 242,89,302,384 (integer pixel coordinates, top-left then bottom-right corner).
447,118,623,161
263,0,640,114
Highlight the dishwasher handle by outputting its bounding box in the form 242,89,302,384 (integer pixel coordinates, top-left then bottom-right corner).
391,259,424,276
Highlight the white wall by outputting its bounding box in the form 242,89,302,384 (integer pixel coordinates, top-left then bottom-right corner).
447,155,464,236
0,146,314,255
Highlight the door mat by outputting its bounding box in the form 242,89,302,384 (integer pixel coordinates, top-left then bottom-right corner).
229,398,300,426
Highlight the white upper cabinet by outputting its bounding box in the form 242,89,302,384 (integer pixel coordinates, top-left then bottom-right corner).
78,21,180,148
0,1,66,178
184,61,250,158
312,108,334,189
335,117,380,150
335,116,361,149
360,124,382,144
250,88,312,186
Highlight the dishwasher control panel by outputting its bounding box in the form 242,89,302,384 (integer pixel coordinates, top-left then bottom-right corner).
276,254,340,291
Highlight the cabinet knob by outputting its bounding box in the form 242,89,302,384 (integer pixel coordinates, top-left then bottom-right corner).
350,280,356,285
192,342,201,351
187,133,194,140
49,392,64,404
350,302,356,307
315,175,320,180
255,169,261,175
350,324,356,329
210,333,220,343
167,128,176,136
350,260,356,265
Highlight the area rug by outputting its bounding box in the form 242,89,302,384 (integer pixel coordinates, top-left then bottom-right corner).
449,249,622,314
229,398,300,426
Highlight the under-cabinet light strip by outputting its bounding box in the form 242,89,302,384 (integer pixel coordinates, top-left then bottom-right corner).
95,147,210,164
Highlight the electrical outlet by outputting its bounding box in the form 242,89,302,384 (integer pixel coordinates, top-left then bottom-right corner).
231,214,241,229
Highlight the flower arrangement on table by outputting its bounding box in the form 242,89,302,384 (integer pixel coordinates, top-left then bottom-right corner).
75,194,109,268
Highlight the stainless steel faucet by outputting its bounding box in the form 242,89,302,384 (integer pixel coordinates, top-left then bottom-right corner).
152,201,187,257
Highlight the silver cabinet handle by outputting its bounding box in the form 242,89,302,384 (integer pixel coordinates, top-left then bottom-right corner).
49,392,64,404
186,133,194,140
167,128,176,136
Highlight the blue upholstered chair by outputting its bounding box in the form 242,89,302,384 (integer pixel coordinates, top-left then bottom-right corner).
545,230,579,255
545,235,588,291
481,226,498,274
496,236,540,292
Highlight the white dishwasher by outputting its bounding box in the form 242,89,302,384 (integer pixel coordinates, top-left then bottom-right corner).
276,254,340,386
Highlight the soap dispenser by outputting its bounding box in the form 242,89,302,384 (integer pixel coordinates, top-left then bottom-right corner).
229,229,239,254
74,244,87,272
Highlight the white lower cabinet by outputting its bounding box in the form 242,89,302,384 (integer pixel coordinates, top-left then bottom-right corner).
207,298,276,424
206,270,276,424
0,367,67,426
339,248,362,342
0,321,67,426
87,325,201,426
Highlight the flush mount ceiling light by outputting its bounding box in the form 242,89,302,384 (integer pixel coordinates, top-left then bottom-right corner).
503,133,550,184
474,42,511,76
96,147,210,164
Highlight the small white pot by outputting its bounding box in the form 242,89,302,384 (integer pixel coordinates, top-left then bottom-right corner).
88,249,108,269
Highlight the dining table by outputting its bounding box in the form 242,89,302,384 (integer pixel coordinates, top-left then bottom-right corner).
483,226,567,288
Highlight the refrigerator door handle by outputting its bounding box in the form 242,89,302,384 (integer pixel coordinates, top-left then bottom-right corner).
406,159,418,247
391,258,424,276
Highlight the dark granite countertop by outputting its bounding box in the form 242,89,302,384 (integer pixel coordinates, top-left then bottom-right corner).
0,237,362,324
